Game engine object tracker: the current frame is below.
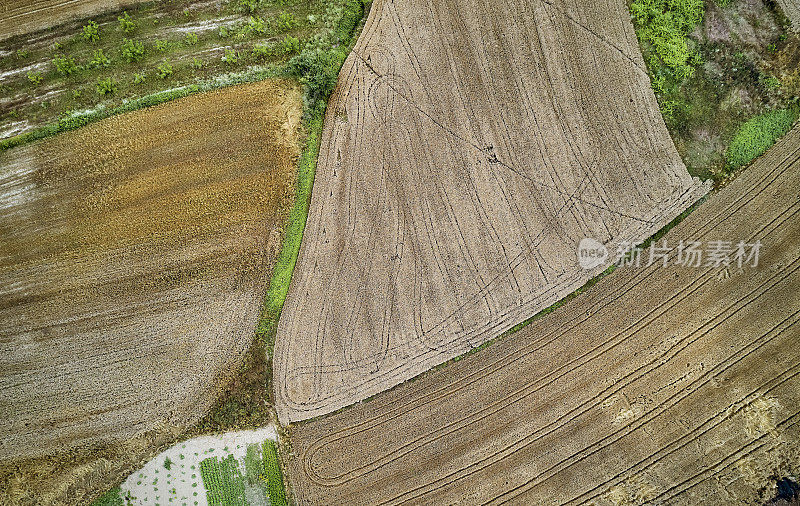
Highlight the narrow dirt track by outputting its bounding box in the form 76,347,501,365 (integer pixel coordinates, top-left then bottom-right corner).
0,81,300,503
274,0,709,423
287,124,800,505
0,0,152,41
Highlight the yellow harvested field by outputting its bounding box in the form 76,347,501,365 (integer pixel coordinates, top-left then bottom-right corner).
274,0,710,423
286,125,800,505
0,80,301,504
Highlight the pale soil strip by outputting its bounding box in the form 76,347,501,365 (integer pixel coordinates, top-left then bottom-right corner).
286,125,800,505
274,0,709,424
776,0,800,29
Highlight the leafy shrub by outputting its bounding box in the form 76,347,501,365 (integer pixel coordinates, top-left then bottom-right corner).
27,71,43,85
238,0,263,13
219,26,231,38
16,48,29,59
118,11,136,33
155,39,169,52
630,0,704,79
252,43,272,58
88,49,111,69
120,38,145,62
96,77,116,95
185,32,199,45
276,11,297,32
82,21,100,42
280,36,300,55
133,72,146,84
156,62,173,78
164,457,173,470
726,107,799,169
191,57,204,69
246,15,268,35
287,48,345,105
72,89,82,98
52,54,79,75
763,76,781,90
222,48,239,65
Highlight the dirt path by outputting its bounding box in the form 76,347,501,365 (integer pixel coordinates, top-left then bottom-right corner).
286,124,800,505
274,0,709,424
0,80,301,504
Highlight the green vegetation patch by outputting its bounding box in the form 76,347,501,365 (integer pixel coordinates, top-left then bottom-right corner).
256,0,366,355
261,441,287,506
199,454,247,506
630,0,798,181
726,106,799,169
92,487,124,506
631,0,705,79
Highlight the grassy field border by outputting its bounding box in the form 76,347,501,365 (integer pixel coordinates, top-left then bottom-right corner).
0,65,285,151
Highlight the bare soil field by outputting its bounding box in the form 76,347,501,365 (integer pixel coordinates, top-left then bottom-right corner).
286,124,800,505
0,79,301,504
274,0,710,423
0,0,152,41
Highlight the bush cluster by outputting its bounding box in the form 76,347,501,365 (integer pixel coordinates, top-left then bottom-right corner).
82,21,100,42
121,38,145,62
630,0,704,79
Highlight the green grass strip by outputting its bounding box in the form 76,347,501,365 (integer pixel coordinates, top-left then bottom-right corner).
726,105,800,170
261,440,287,506
256,0,366,354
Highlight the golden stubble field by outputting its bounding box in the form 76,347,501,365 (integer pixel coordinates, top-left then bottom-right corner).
0,79,302,504
273,0,710,424
287,126,800,505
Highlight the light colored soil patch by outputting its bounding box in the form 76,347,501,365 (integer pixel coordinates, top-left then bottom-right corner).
120,427,277,506
287,125,800,505
0,79,302,505
777,0,800,29
274,0,710,424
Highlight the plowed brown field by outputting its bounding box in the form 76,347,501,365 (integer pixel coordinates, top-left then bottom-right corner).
0,0,150,41
0,80,301,504
286,124,800,505
274,0,710,423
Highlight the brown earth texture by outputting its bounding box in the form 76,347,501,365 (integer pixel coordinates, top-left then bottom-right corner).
286,123,800,505
0,79,301,504
0,0,154,41
274,0,710,424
